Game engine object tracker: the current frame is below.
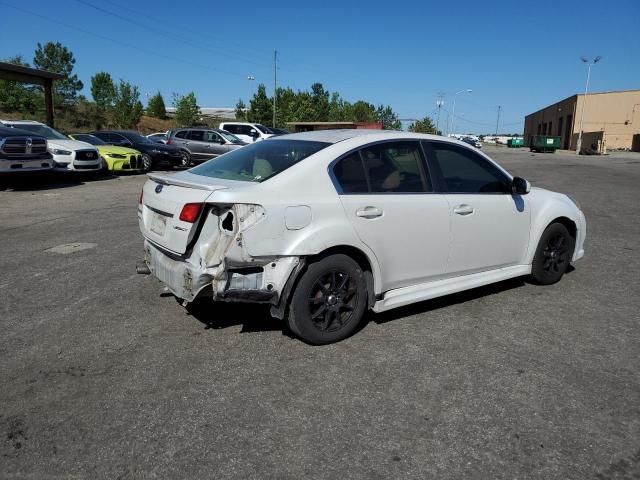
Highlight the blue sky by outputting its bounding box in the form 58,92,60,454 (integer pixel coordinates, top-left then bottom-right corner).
1,0,639,133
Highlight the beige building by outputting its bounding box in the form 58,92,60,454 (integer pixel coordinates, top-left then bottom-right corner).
524,89,640,152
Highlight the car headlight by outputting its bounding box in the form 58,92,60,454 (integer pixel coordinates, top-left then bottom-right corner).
566,194,582,211
51,148,72,155
106,153,127,158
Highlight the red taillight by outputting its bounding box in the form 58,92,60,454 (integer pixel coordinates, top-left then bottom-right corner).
166,138,172,145
139,189,143,204
179,203,203,223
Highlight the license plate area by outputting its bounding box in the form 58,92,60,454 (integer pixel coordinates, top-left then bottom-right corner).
150,213,167,236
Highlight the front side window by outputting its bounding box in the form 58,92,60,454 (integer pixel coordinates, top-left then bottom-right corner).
190,139,329,183
175,130,188,139
206,131,222,142
428,142,510,193
333,141,431,194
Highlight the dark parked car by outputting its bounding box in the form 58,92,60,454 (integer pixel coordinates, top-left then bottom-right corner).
90,130,184,171
167,128,247,165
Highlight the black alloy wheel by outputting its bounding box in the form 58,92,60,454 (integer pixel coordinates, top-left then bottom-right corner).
530,223,574,285
141,153,152,172
179,150,191,168
286,254,368,345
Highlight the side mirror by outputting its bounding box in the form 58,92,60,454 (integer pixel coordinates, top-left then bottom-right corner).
511,176,531,195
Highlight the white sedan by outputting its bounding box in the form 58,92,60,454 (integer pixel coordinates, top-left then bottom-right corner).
137,130,586,344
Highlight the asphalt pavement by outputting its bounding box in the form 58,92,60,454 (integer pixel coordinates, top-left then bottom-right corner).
1,146,639,479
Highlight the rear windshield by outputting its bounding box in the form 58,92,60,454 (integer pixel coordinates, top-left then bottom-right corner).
189,140,330,182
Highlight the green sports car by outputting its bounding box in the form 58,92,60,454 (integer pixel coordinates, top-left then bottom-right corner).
69,133,144,172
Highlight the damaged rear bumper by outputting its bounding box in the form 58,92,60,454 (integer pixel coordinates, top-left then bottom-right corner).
142,239,298,305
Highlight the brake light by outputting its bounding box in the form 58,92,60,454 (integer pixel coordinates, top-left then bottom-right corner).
139,189,143,204
179,203,203,223
166,138,172,145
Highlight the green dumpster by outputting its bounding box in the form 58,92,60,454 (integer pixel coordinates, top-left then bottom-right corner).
507,138,525,148
530,135,560,153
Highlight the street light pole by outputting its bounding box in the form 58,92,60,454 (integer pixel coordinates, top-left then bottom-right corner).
246,75,255,121
576,56,602,154
449,89,472,136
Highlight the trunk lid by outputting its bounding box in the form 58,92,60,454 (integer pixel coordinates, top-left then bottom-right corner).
140,173,232,254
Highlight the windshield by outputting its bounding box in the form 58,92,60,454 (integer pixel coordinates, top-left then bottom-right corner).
190,140,330,182
73,134,106,145
7,123,68,140
218,131,244,144
255,124,269,134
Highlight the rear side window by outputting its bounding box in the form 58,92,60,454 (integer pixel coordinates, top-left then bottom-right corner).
428,142,510,193
223,125,238,134
190,140,330,182
333,153,368,193
333,141,431,194
188,130,204,141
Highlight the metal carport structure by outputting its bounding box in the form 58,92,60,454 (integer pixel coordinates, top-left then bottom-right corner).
0,62,66,127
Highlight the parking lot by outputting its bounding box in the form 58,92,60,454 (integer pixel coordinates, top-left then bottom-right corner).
1,146,639,479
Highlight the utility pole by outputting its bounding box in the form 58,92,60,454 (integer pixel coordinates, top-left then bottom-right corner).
435,92,444,135
273,50,277,128
495,105,502,135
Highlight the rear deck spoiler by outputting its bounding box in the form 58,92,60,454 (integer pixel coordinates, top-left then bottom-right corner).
147,173,230,192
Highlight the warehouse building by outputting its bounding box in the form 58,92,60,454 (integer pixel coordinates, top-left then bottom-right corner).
523,89,640,152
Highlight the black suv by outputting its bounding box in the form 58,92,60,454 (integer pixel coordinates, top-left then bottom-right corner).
0,126,53,174
90,130,183,171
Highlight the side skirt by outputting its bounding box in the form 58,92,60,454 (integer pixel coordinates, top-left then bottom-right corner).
372,265,532,313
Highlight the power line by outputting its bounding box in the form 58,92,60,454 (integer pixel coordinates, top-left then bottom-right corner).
73,0,272,69
1,2,248,79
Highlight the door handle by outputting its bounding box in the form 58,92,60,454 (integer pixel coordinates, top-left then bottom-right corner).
356,206,383,218
453,204,474,216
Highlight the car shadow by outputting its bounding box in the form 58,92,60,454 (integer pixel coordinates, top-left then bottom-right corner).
369,277,527,325
186,299,283,334
0,172,84,191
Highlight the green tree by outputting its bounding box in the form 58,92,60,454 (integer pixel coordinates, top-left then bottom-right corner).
310,82,330,121
235,98,247,121
173,92,200,126
0,55,40,113
90,72,115,109
112,80,143,128
248,84,272,125
33,41,83,106
376,104,402,130
350,101,377,122
146,91,166,119
90,72,115,128
408,116,437,134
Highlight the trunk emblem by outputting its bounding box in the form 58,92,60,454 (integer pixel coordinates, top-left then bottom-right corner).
155,184,163,193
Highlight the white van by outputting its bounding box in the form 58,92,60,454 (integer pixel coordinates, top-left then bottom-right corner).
218,122,274,143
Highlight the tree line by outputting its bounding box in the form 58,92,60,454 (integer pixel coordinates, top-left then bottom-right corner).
1,41,436,133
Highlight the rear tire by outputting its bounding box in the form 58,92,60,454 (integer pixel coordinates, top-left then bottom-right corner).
530,223,574,285
285,254,368,345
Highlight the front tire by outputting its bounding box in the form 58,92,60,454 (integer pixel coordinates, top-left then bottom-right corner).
286,254,368,345
530,223,574,285
141,153,153,172
179,150,191,168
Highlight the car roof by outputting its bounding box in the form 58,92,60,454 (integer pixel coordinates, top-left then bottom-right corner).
0,119,44,125
274,129,443,144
